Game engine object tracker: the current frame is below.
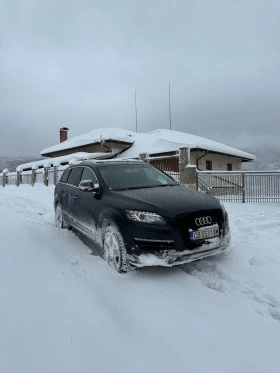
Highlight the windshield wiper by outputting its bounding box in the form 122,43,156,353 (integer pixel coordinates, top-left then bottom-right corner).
113,184,176,190
112,186,148,191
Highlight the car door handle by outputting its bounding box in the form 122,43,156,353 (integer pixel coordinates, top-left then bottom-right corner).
73,195,78,200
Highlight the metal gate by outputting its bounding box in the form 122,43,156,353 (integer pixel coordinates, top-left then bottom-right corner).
146,154,180,182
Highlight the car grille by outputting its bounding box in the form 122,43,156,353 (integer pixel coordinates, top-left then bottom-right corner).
176,209,224,250
134,238,176,253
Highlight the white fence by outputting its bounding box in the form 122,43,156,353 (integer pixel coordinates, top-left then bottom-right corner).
0,165,67,187
48,169,55,185
35,169,44,184
5,171,17,186
197,171,280,203
1,153,280,203
21,170,33,185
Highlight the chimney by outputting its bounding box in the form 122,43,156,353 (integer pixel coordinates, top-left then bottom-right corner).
59,127,69,143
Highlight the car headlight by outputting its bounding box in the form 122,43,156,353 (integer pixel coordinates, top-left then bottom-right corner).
125,210,166,225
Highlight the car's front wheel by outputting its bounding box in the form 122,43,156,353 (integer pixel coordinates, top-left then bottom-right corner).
103,222,129,273
55,204,68,229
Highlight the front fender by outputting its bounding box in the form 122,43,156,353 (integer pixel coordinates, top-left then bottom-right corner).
98,208,130,243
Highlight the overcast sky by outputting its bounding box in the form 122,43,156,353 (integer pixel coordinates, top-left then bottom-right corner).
1,0,280,156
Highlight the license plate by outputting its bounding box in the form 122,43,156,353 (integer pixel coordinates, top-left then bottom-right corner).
190,226,219,241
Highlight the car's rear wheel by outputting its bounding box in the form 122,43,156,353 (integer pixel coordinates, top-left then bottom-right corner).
55,204,68,229
103,223,129,273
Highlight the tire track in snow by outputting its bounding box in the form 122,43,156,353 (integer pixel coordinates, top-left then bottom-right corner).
181,259,280,322
3,189,280,324
0,195,54,226
0,189,131,332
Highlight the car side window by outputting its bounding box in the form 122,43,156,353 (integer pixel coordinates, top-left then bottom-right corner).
81,167,98,184
67,167,83,187
60,168,71,183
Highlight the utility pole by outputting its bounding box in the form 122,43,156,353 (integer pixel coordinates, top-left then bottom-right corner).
134,89,138,132
169,83,172,130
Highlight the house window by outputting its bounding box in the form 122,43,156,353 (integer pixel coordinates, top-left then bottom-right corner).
206,160,212,170
227,163,233,171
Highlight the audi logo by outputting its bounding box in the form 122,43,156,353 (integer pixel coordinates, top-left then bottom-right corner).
195,216,212,226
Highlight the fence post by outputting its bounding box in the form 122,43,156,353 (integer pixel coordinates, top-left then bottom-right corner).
16,171,21,187
139,153,148,163
31,169,36,186
53,166,58,185
242,173,246,203
179,148,197,189
2,169,8,187
44,167,49,186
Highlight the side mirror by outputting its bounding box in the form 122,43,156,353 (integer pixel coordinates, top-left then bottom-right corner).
79,180,100,193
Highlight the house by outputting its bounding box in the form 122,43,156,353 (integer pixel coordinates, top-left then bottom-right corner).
39,127,255,172
117,129,255,171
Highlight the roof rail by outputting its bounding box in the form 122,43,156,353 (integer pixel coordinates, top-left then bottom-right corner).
86,158,143,164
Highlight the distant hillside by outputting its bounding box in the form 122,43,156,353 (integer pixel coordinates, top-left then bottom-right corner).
0,156,39,173
242,149,280,171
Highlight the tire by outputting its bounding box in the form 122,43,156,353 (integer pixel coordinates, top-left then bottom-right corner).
55,204,68,229
103,222,129,273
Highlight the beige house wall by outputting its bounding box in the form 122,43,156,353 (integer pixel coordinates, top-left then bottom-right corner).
190,150,242,171
44,141,130,158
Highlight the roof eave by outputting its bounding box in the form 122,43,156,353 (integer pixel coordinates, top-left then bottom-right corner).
191,148,255,161
40,139,133,157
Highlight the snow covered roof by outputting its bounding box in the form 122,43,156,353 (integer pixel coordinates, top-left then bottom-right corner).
118,129,255,161
16,152,113,171
40,127,255,161
40,127,134,156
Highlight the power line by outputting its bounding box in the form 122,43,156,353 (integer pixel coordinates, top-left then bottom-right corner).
169,83,172,130
134,89,138,132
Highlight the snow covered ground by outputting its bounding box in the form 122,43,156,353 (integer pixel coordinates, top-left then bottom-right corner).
0,185,279,373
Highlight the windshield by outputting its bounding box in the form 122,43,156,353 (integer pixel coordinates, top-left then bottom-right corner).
98,164,177,190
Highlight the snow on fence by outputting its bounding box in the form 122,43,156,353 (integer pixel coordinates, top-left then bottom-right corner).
35,169,44,184
48,169,55,185
6,172,17,186
21,170,33,185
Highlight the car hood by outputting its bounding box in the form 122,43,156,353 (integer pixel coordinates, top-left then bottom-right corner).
110,185,221,217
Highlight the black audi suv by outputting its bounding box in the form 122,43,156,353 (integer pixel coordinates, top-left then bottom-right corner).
54,160,231,272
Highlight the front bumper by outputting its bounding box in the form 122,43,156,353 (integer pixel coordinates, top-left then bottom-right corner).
127,231,231,268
